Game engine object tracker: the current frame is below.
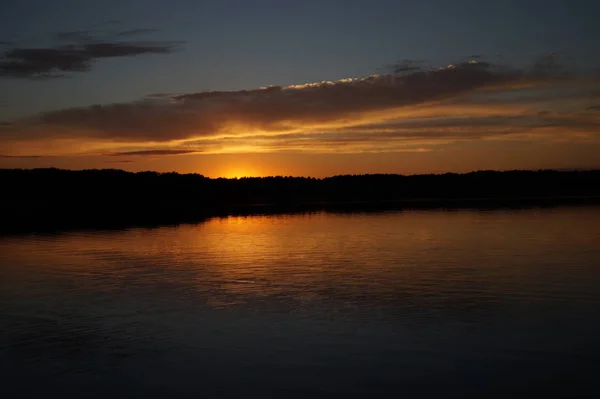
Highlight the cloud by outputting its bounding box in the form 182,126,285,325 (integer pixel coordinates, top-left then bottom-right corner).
145,92,176,99
107,159,134,164
391,60,425,74
0,154,44,158
106,149,200,156
1,55,599,157
0,29,180,79
11,60,525,141
176,111,599,154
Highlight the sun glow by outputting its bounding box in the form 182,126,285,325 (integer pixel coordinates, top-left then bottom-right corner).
218,165,264,179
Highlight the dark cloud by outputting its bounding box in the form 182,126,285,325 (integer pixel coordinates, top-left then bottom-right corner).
106,149,199,156
0,121,13,127
184,116,536,145
536,111,600,130
2,56,599,157
13,60,518,141
58,25,159,41
391,60,424,74
0,154,44,158
0,29,181,79
145,92,176,99
186,129,491,149
339,115,533,131
588,105,600,111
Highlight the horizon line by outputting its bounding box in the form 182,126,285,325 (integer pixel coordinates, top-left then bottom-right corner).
2,166,599,180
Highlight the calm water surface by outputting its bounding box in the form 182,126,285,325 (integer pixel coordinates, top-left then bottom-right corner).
1,207,600,398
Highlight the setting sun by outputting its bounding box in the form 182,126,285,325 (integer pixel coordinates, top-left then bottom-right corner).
218,166,264,179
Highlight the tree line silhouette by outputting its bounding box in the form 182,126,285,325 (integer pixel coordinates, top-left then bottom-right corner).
1,168,599,232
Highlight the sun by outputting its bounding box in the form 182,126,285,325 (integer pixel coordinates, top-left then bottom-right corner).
220,166,263,179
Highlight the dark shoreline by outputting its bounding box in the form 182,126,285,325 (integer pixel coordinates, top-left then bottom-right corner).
2,168,600,234
2,196,599,234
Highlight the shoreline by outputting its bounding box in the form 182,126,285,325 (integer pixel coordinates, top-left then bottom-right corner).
2,195,599,234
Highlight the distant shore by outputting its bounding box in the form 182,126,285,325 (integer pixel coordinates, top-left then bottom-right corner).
2,195,599,234
1,168,599,233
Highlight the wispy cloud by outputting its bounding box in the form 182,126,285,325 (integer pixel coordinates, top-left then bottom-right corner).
390,59,425,74
0,28,180,79
106,149,200,156
8,60,527,140
106,159,134,164
145,92,177,99
1,56,599,157
0,154,45,158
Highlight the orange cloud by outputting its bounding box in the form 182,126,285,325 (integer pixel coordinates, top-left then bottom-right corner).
1,56,599,158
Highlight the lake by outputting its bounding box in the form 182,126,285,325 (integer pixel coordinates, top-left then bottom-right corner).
1,206,599,398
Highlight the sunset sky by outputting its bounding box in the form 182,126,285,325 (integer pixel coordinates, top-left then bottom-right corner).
1,0,599,177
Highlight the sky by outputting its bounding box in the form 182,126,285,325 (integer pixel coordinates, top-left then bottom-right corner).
1,0,599,177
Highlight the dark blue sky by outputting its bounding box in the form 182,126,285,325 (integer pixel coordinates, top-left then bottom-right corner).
1,0,598,118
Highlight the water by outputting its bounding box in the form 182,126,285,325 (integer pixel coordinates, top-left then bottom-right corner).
1,207,599,398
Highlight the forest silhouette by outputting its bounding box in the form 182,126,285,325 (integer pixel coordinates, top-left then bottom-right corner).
1,168,599,232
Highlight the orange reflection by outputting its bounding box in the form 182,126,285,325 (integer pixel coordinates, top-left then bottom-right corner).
3,208,599,311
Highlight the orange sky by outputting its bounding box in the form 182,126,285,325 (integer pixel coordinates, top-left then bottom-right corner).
2,59,600,177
